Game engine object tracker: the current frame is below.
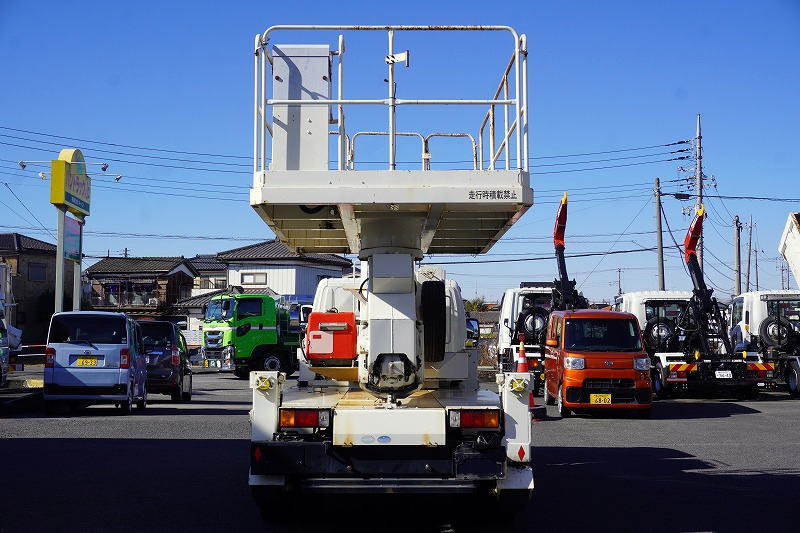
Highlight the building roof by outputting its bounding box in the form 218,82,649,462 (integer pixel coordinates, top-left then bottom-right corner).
217,239,351,268
85,256,199,277
0,233,57,254
173,286,278,309
189,254,226,272
471,311,500,325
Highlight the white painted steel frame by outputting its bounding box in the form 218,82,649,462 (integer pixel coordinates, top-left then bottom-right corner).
253,25,527,174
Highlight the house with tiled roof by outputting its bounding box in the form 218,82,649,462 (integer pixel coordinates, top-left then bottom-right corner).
0,233,77,344
85,256,198,317
216,240,351,299
189,254,227,294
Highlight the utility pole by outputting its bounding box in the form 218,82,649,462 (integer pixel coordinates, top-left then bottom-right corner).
123,247,129,258
695,114,703,273
745,215,752,291
617,267,622,296
754,226,760,291
655,177,665,290
733,215,742,295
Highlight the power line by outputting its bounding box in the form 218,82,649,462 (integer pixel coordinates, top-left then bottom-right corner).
534,156,690,175
529,140,690,160
578,196,653,288
0,224,269,242
0,125,250,160
0,140,250,174
2,183,56,240
0,133,251,167
530,149,690,168
424,246,660,265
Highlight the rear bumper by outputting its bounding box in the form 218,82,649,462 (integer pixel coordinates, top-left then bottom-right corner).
146,369,179,391
43,382,129,401
665,362,771,387
250,441,508,480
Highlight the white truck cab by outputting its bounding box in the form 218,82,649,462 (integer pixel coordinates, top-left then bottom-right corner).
497,283,553,392
615,291,693,354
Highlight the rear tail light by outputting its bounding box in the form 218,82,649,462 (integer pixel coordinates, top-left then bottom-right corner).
758,370,767,379
677,371,686,378
171,347,180,366
120,348,130,369
448,409,500,428
45,347,55,368
279,409,330,428
528,359,540,370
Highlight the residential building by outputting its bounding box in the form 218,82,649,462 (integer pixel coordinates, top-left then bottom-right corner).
85,256,198,318
217,239,351,298
189,254,227,296
0,233,76,345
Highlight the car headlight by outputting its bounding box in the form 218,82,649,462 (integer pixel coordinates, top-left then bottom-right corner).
222,345,234,358
633,357,651,371
564,357,585,370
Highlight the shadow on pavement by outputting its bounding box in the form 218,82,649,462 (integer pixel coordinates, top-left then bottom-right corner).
531,446,800,533
2,439,798,532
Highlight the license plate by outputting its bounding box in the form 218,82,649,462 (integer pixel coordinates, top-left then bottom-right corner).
590,394,612,404
715,370,733,379
76,357,97,367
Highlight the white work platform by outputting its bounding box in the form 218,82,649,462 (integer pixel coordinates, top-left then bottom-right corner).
250,169,533,255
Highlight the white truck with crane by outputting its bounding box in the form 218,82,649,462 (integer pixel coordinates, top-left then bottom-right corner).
651,206,769,398
245,25,535,514
724,212,800,397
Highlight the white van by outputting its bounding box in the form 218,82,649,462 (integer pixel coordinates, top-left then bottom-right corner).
44,312,148,414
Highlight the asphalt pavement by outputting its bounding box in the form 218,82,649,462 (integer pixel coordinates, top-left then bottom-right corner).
1,373,799,533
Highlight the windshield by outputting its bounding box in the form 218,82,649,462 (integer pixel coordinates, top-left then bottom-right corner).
49,315,127,345
205,298,235,321
767,300,800,323
645,300,688,321
564,318,642,352
140,322,174,347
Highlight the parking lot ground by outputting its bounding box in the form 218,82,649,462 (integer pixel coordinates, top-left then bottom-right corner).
1,374,799,532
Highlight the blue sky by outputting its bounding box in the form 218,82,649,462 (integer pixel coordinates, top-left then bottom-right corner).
0,1,798,301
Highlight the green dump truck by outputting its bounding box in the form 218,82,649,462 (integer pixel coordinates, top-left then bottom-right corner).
202,293,303,378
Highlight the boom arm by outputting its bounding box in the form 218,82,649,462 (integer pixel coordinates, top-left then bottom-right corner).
680,205,733,357
551,193,588,311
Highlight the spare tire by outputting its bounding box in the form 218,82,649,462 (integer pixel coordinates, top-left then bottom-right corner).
759,316,794,348
643,317,676,351
520,306,549,341
421,280,447,362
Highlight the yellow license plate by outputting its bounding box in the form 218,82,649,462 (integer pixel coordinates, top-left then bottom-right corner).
590,394,612,404
76,357,97,367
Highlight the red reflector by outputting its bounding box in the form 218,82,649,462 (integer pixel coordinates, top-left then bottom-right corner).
459,409,500,428
171,347,180,366
758,370,767,378
253,446,262,462
517,445,526,461
677,371,686,378
280,409,320,428
45,347,55,368
120,348,130,369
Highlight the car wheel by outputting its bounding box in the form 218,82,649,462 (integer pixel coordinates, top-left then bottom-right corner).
181,374,192,402
171,373,183,402
557,384,571,418
262,354,284,372
136,382,147,411
787,361,800,398
653,362,672,399
543,382,556,406
120,383,133,415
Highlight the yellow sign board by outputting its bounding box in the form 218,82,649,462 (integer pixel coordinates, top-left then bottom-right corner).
50,148,91,216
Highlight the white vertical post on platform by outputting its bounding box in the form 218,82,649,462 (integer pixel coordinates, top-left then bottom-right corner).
387,29,396,171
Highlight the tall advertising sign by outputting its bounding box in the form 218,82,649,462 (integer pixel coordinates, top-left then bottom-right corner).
50,148,90,312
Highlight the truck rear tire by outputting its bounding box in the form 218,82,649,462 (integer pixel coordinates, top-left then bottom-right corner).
787,361,800,397
421,280,446,363
251,486,294,522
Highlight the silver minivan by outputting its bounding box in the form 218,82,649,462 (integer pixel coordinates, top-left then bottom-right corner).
44,311,148,414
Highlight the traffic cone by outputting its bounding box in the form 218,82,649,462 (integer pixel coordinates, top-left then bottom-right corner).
516,334,529,373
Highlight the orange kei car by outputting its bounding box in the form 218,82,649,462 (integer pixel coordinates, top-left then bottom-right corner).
543,309,652,417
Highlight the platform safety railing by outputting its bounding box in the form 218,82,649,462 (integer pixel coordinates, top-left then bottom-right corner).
253,25,528,175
